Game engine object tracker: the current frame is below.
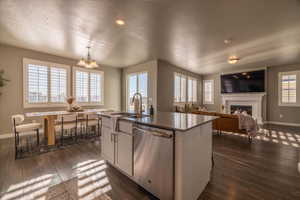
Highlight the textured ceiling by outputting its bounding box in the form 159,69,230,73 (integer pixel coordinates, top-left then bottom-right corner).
1,0,300,74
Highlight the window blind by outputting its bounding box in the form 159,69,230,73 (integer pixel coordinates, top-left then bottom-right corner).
90,73,102,102
204,80,213,103
188,78,197,102
174,73,187,103
50,67,67,102
180,76,186,102
75,71,89,102
281,74,296,103
174,74,181,102
27,64,48,103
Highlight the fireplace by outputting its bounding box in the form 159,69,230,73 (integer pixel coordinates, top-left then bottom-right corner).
221,93,266,124
230,105,252,115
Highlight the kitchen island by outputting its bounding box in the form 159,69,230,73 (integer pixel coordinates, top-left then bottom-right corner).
99,111,218,200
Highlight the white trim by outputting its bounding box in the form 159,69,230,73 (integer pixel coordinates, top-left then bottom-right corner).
23,58,71,108
203,79,214,104
265,121,300,127
221,93,266,124
73,66,104,106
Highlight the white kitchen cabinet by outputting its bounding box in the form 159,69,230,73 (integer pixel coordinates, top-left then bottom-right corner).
101,117,134,176
115,132,133,176
101,126,115,164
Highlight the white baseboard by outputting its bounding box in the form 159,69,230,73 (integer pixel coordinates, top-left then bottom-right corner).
265,121,300,127
0,133,13,139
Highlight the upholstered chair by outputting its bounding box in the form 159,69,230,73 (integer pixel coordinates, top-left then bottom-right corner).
55,114,78,145
82,113,101,138
11,114,41,159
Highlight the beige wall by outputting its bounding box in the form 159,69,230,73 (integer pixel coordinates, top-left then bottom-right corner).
203,65,300,124
121,60,158,112
267,64,300,124
157,60,202,112
0,44,121,134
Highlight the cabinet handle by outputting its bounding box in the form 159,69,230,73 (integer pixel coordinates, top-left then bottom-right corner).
133,127,173,138
111,133,118,143
115,134,118,143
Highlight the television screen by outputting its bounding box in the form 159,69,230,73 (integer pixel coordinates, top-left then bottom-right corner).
221,70,265,93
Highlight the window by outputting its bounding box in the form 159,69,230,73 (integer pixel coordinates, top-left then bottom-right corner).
23,58,70,108
203,80,214,104
188,77,197,102
127,72,148,111
73,67,104,105
174,73,187,103
279,71,300,106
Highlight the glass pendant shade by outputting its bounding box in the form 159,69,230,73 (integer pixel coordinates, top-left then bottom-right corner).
77,58,86,66
77,46,99,68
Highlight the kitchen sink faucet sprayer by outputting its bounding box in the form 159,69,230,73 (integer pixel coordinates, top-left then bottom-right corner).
132,92,143,117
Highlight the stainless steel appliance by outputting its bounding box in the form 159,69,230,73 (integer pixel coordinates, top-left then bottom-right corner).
133,125,174,200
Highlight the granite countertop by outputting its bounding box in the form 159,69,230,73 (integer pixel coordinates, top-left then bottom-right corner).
121,112,218,131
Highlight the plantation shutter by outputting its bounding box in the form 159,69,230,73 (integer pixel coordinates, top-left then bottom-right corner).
27,64,48,103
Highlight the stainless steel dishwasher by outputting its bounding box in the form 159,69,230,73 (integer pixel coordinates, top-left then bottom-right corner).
133,124,174,200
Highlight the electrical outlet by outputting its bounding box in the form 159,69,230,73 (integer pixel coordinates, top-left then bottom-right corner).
280,114,283,118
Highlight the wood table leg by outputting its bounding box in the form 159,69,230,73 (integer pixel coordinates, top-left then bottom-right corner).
44,116,56,146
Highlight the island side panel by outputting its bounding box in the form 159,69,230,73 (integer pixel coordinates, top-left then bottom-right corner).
175,122,213,200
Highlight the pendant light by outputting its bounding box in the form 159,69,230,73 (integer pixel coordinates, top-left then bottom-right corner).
77,46,98,68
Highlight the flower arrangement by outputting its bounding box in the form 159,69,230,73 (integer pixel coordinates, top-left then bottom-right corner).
66,96,82,112
66,96,75,111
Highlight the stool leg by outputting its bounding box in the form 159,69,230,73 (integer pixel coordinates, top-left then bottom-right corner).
36,129,40,146
15,133,19,160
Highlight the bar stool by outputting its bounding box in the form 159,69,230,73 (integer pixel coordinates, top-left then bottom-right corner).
11,114,42,159
82,113,101,139
55,114,78,146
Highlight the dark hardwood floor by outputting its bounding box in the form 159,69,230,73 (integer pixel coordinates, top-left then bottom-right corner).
0,124,299,200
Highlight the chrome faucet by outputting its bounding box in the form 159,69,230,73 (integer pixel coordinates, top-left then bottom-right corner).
132,92,143,117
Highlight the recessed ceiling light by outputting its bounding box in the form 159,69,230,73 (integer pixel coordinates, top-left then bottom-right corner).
115,19,125,25
228,56,240,64
224,39,232,44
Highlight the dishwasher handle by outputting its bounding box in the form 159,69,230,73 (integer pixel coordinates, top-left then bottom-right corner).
133,127,173,138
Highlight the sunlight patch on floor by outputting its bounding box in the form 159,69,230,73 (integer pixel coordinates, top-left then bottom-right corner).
74,159,112,200
0,174,54,200
222,129,300,148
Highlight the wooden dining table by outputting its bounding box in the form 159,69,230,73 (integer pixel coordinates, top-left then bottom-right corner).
25,109,110,146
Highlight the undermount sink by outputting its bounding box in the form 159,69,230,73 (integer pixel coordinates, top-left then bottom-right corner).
126,114,149,119
105,112,149,119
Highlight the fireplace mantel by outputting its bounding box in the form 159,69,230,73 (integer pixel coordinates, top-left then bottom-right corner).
221,93,266,124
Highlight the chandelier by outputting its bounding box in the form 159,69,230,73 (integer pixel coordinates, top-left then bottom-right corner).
77,46,98,68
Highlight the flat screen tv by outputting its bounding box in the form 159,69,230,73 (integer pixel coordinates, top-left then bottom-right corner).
221,70,265,93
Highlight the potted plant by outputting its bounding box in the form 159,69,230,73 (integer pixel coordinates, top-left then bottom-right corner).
0,70,9,95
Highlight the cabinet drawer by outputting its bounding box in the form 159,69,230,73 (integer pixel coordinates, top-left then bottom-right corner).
102,117,112,128
119,120,133,134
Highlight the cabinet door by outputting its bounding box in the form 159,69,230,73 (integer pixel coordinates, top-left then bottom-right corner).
101,126,115,164
116,132,133,176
